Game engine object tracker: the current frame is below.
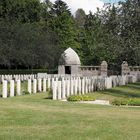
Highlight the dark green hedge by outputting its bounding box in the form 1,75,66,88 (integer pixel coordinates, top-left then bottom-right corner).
0,69,57,75
111,98,140,106
67,95,96,102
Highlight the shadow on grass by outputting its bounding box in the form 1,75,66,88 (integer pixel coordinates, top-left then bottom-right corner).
101,88,140,98
126,84,140,90
131,83,140,86
127,85,140,90
44,96,52,100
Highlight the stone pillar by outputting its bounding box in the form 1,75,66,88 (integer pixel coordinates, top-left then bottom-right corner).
43,78,46,92
28,79,32,94
17,80,21,95
33,79,37,94
38,78,42,92
121,61,130,75
2,80,7,98
10,80,14,97
53,81,57,100
58,81,62,100
100,61,108,76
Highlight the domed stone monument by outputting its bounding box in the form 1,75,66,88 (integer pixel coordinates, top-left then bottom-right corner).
58,47,81,75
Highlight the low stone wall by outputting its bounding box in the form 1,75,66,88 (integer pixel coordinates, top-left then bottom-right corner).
79,61,108,76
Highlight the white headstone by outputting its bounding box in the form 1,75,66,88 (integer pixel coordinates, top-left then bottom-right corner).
10,80,14,97
17,80,21,95
33,79,37,94
70,79,74,95
78,78,81,94
2,80,7,98
58,81,62,100
62,79,66,99
74,79,78,95
53,81,57,100
28,79,32,94
43,78,46,92
66,80,70,97
38,78,42,92
82,78,85,95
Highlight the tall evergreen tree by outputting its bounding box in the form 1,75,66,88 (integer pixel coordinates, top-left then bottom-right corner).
48,0,79,50
75,9,86,27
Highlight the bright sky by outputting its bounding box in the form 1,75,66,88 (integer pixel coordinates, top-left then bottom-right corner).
48,0,124,14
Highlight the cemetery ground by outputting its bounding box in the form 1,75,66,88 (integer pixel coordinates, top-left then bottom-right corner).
0,83,140,140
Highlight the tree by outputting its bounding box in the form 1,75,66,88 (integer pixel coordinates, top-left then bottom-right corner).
118,0,140,65
0,0,42,23
48,0,79,50
75,9,86,27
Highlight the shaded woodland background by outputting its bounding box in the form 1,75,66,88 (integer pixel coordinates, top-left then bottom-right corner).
0,0,139,74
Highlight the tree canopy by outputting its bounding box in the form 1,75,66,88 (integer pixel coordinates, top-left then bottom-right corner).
0,0,139,73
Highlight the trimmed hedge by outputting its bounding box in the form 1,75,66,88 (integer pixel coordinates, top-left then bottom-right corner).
0,69,58,75
128,99,140,106
111,98,140,106
67,95,96,102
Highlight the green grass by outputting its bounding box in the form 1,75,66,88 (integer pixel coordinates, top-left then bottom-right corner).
90,82,140,102
0,83,140,140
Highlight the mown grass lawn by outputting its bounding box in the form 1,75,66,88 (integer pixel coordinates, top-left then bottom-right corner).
91,82,140,102
0,83,140,140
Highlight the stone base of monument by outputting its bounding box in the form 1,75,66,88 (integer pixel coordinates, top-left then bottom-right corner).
61,99,110,105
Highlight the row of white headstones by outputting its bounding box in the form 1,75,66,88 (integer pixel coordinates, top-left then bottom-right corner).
52,75,138,100
1,78,52,98
1,75,138,99
0,74,37,82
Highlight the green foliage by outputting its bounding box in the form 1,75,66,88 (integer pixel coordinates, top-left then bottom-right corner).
0,0,139,72
48,0,79,50
111,99,127,106
67,95,82,101
111,99,121,106
0,0,42,23
128,99,140,106
111,98,140,106
23,91,30,95
67,95,96,102
75,9,86,27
